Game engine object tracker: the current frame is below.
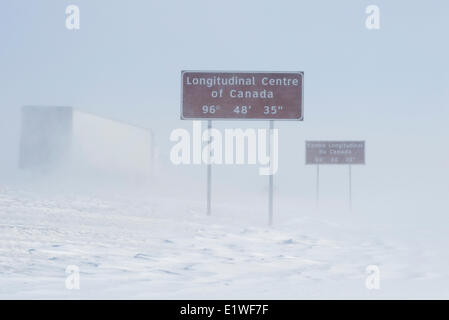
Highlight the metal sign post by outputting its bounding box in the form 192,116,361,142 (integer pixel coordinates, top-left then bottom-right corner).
268,120,274,226
207,120,212,216
150,129,155,177
348,164,352,211
316,164,320,208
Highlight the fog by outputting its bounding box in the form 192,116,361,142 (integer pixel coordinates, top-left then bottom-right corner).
0,0,448,298
0,0,447,231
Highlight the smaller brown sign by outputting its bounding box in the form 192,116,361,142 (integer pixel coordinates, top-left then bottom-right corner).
306,141,365,165
181,71,303,120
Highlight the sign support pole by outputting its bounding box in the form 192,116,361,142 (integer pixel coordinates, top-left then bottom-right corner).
207,120,212,216
348,164,352,211
268,120,274,226
316,164,320,209
150,129,155,177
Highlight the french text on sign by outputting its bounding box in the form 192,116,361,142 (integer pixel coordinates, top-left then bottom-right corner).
181,71,304,120
306,141,365,165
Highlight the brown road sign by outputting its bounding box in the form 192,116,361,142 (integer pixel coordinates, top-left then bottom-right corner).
181,71,304,120
306,141,365,165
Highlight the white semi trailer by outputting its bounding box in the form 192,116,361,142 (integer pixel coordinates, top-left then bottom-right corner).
19,106,153,182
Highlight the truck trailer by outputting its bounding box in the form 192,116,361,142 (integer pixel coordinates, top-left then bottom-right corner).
19,106,153,182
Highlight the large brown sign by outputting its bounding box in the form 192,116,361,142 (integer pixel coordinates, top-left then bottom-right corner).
181,71,303,120
306,141,365,165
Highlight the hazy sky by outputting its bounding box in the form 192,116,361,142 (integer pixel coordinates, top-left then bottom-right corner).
0,0,448,221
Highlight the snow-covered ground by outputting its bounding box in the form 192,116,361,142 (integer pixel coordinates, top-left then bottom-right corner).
0,182,448,299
